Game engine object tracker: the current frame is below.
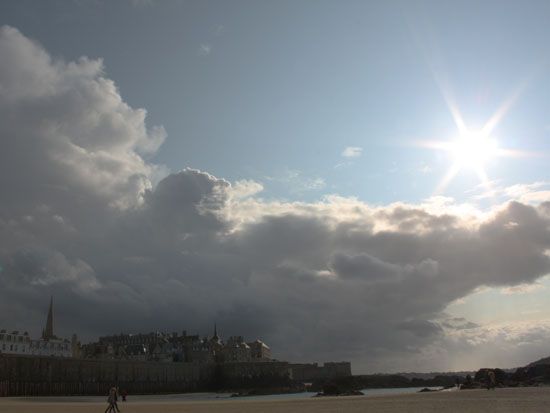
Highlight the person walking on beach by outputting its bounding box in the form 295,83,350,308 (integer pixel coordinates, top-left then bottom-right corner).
105,387,116,413
113,386,121,412
487,370,496,390
105,386,121,413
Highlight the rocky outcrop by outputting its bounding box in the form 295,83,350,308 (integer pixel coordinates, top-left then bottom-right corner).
460,359,550,390
511,364,550,385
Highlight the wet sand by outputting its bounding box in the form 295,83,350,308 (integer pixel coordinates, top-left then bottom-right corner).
1,387,549,413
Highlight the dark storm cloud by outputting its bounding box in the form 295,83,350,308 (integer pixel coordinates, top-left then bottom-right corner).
1,26,550,372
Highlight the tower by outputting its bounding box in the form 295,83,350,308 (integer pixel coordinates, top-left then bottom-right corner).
211,323,221,345
42,296,54,340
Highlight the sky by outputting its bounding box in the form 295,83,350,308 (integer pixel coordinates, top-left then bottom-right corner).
0,0,549,374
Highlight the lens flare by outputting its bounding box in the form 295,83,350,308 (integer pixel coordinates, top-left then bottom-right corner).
450,131,499,170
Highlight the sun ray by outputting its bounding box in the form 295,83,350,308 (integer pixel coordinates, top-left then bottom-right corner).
424,52,469,136
481,83,526,137
448,101,468,135
497,148,545,159
482,68,541,137
415,140,452,151
475,165,491,189
434,77,468,135
414,64,543,194
435,161,461,195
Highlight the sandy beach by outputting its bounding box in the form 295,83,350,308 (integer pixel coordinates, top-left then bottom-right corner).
1,387,549,413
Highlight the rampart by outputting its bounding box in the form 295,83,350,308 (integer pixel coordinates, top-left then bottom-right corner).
289,361,352,381
0,354,215,396
0,355,350,396
219,361,292,389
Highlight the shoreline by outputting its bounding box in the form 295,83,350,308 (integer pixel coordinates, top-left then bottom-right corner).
0,385,445,403
1,387,549,413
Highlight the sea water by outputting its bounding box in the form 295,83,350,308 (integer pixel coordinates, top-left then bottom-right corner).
17,386,443,403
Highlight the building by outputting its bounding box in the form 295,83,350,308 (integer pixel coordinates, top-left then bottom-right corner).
0,298,73,358
91,331,188,362
222,336,252,362
86,326,273,365
248,339,271,361
0,307,354,385
0,330,32,355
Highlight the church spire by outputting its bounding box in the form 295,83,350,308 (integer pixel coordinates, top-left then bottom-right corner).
42,296,54,340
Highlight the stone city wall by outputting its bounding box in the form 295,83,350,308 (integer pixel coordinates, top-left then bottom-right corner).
289,361,352,382
219,361,292,389
0,355,351,396
221,361,291,379
0,354,215,396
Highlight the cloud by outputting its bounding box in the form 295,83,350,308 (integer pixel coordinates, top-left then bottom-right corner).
435,320,550,370
500,283,545,295
419,163,432,174
472,181,550,205
198,43,212,56
440,317,479,331
265,169,325,194
0,25,166,211
230,180,264,199
1,27,550,373
341,146,363,158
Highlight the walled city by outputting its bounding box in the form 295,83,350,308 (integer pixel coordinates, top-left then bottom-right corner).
0,298,351,396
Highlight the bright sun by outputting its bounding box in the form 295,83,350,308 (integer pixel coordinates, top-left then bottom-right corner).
416,81,535,194
450,130,498,170
433,129,500,193
419,127,503,194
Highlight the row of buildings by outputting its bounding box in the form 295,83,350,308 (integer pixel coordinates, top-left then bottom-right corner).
1,298,352,381
0,330,75,358
0,298,75,358
83,327,272,364
1,298,271,364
